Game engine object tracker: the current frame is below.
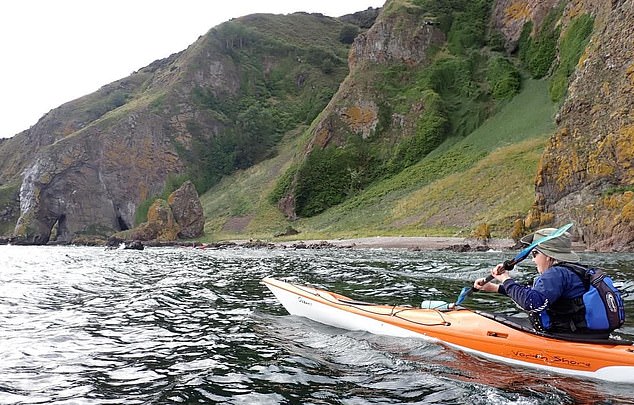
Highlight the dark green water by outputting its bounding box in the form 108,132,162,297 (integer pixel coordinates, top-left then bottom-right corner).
1,245,633,404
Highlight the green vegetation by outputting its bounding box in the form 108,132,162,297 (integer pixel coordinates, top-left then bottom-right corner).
201,78,556,240
388,89,448,171
339,25,360,44
411,0,491,36
299,80,555,236
0,180,20,236
187,93,290,192
195,0,608,242
518,3,565,79
86,89,130,117
200,126,311,240
602,185,634,197
549,14,594,102
284,0,509,217
295,147,359,217
183,17,351,194
446,0,492,54
487,56,521,99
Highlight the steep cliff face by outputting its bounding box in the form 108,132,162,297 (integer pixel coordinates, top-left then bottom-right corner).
487,0,634,250
530,0,634,251
314,8,445,146
0,48,207,243
0,67,162,183
14,116,184,243
348,8,445,68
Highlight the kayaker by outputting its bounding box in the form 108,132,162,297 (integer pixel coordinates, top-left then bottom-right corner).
473,228,624,336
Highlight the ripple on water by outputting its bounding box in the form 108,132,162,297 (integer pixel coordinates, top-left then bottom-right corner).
1,245,633,404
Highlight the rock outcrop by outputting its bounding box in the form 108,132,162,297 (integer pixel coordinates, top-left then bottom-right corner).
131,199,181,242
491,0,559,51
277,2,446,218
167,180,204,239
12,115,184,244
348,8,445,68
112,181,204,242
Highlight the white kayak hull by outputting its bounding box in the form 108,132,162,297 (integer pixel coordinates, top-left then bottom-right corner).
263,277,634,383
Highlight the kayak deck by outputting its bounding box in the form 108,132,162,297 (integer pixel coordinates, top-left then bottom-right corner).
262,277,634,383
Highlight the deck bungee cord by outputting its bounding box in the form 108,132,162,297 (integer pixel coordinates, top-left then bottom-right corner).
293,283,451,327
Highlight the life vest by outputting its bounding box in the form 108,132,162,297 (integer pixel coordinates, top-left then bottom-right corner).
537,263,626,333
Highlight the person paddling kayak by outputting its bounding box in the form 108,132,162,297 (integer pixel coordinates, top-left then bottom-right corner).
474,228,625,336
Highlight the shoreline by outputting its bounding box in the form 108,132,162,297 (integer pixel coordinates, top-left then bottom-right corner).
245,236,517,251
323,236,515,250
4,235,588,252
234,235,585,251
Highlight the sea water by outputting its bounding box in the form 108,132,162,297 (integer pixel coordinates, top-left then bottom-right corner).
1,244,633,404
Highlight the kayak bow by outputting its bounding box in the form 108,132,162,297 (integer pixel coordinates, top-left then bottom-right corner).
262,277,634,383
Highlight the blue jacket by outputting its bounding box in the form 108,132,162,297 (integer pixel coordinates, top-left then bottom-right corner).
499,264,586,331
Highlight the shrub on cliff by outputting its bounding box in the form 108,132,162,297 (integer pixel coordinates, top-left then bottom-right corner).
446,0,493,54
518,4,564,79
294,146,360,217
339,25,359,44
487,56,521,99
549,14,594,102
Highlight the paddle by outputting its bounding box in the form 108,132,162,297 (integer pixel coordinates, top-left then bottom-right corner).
454,223,573,306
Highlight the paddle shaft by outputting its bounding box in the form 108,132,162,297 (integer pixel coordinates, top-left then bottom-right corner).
463,259,514,298
480,223,573,286
454,223,572,305
479,258,517,285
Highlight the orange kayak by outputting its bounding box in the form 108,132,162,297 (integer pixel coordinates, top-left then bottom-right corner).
262,277,634,383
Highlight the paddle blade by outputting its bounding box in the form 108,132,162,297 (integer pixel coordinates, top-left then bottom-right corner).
511,222,573,265
455,287,472,306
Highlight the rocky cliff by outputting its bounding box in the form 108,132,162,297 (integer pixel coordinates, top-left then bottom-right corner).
5,58,189,243
529,0,634,251
490,0,633,251
0,12,356,244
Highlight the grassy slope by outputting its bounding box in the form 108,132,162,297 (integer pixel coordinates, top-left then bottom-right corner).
199,125,312,242
200,79,556,241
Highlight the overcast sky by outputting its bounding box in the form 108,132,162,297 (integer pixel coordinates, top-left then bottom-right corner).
0,0,384,138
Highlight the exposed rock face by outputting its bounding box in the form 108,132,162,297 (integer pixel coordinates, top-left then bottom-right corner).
491,0,559,51
4,54,197,244
109,181,204,242
529,0,634,250
349,9,445,68
13,114,184,244
167,180,204,238
127,199,181,242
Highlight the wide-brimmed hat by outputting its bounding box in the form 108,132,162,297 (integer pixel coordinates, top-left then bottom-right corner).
520,228,579,263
